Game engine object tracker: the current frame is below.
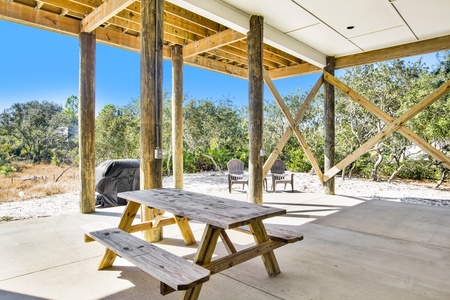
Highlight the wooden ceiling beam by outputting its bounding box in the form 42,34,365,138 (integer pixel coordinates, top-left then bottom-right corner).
232,40,293,68
215,47,280,69
184,55,248,79
206,48,248,66
69,0,103,10
164,2,221,32
263,43,304,65
126,1,221,33
121,2,217,38
35,1,44,10
60,8,69,17
336,35,450,69
1,0,80,35
268,63,321,79
0,0,163,54
225,42,284,69
36,0,90,16
38,0,140,31
164,13,208,38
114,7,140,26
1,0,318,80
164,23,197,43
163,31,185,46
183,29,245,58
81,0,134,32
107,15,139,32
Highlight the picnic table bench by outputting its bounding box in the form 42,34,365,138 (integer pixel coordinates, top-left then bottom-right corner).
83,222,210,292
83,188,303,300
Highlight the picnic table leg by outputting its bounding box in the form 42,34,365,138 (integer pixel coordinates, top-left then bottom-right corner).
174,215,197,245
249,220,281,277
98,201,141,270
183,224,221,300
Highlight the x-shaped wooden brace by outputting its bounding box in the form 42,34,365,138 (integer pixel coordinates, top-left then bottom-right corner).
262,68,324,184
323,71,450,181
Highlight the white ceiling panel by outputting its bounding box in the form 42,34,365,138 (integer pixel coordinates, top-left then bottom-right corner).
288,23,361,56
170,0,450,66
350,25,417,51
221,0,319,33
292,0,404,38
393,0,450,39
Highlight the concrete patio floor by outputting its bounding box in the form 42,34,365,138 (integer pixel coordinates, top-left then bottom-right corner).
1,190,449,300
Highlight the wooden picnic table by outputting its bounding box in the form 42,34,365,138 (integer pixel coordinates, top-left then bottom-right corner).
84,188,303,300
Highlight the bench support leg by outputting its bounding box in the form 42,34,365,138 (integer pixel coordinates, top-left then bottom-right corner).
183,225,221,300
98,201,141,270
249,220,281,277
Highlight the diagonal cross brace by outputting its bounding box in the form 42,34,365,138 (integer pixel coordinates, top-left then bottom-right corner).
263,69,324,184
324,71,450,170
323,75,450,181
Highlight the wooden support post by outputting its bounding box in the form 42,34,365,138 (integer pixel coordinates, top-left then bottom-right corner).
247,15,264,205
171,44,183,189
324,57,335,195
140,0,164,242
79,31,96,213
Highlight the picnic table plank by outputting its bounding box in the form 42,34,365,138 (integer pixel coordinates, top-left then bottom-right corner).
119,188,286,229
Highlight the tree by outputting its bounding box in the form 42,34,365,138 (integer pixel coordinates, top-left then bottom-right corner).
336,59,428,180
183,97,248,171
95,101,140,163
263,91,324,173
407,51,450,186
0,100,76,163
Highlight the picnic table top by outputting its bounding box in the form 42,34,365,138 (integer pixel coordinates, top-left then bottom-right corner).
118,188,286,229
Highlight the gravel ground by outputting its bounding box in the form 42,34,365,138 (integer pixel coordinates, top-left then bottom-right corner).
1,172,448,222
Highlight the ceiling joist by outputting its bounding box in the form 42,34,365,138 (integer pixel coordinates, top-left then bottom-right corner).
183,29,246,58
81,0,135,33
2,0,446,81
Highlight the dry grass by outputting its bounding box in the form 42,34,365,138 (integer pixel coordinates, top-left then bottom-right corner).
0,163,80,203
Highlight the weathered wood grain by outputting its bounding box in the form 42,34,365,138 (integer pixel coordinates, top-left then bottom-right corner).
234,224,304,244
83,225,210,291
119,188,286,229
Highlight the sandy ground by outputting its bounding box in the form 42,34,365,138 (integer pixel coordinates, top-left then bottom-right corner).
1,172,448,222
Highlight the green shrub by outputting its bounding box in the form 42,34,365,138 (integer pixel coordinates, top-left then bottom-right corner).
0,164,17,177
51,155,61,166
397,160,439,180
286,149,311,172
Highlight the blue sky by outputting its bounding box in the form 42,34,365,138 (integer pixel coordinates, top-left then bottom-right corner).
0,20,443,114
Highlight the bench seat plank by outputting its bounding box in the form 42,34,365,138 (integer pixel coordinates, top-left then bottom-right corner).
233,224,304,243
84,224,210,291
